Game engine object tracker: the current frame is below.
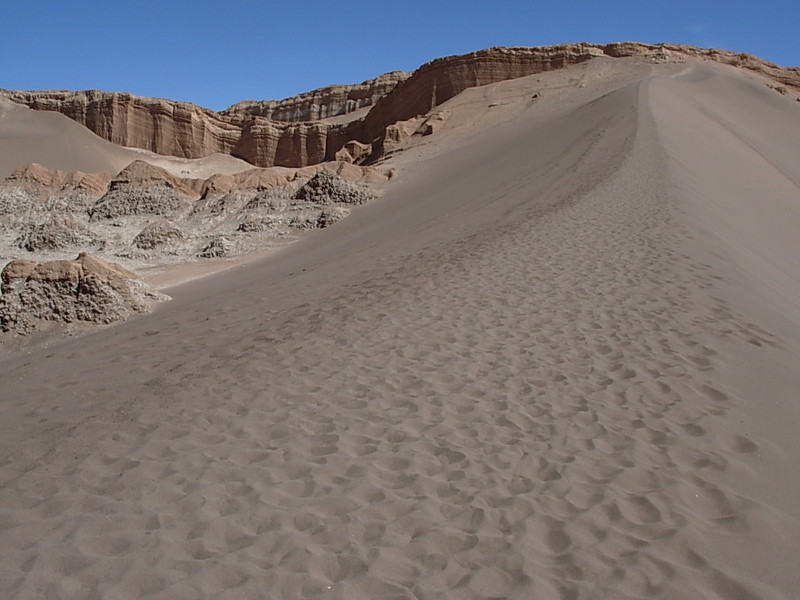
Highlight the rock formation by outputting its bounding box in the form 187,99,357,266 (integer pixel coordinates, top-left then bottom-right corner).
89,161,198,220
5,43,797,170
0,163,111,216
0,161,389,284
222,71,410,122
0,252,167,334
1,89,241,160
132,219,184,250
294,170,374,205
16,215,95,251
5,163,112,197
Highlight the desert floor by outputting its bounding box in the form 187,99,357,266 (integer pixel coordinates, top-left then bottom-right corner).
1,59,799,599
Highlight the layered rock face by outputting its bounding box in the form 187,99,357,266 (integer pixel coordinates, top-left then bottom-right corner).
360,44,606,141
4,43,798,169
3,89,241,159
222,71,410,122
361,42,800,141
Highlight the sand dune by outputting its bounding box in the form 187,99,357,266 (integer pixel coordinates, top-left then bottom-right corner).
0,98,253,180
1,59,799,599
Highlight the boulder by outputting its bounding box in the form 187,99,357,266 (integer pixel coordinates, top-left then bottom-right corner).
0,252,167,334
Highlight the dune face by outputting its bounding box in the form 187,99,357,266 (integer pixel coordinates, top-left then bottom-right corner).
4,42,798,170
1,46,800,600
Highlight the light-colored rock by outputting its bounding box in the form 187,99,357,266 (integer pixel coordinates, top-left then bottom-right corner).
197,236,233,259
132,219,183,250
16,215,95,251
288,206,350,230
237,216,281,233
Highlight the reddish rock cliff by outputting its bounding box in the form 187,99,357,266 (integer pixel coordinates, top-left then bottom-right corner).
3,90,241,159
222,71,410,123
4,43,797,169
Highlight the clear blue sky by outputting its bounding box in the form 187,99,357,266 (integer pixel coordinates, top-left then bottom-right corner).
3,0,797,111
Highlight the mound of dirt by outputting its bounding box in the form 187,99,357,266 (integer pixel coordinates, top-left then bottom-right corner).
89,161,196,220
293,171,374,205
133,219,184,250
0,252,168,334
16,215,95,252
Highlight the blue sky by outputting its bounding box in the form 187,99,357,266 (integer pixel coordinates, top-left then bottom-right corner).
3,0,797,111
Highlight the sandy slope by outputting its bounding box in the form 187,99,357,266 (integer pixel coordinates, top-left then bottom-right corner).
1,60,799,599
0,98,252,179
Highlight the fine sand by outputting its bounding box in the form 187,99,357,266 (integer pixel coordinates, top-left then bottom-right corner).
1,58,799,599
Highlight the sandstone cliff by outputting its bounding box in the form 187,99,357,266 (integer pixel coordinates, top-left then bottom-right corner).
360,42,800,142
4,43,798,169
222,71,410,122
2,89,241,159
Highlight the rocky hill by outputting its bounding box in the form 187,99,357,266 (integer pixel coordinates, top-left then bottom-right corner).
3,43,797,170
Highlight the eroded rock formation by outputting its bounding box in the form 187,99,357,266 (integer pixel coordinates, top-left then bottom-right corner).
89,161,198,220
0,161,389,275
222,71,410,122
0,252,167,334
3,43,798,170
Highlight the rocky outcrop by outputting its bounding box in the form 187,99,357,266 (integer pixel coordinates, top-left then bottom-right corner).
602,42,800,89
294,170,374,205
132,219,184,250
360,43,800,142
231,119,334,167
0,160,390,283
360,44,603,141
4,43,798,169
335,140,372,164
0,252,167,334
6,163,112,197
0,74,409,169
16,215,95,251
0,164,111,216
89,161,198,220
222,71,410,122
1,89,241,159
